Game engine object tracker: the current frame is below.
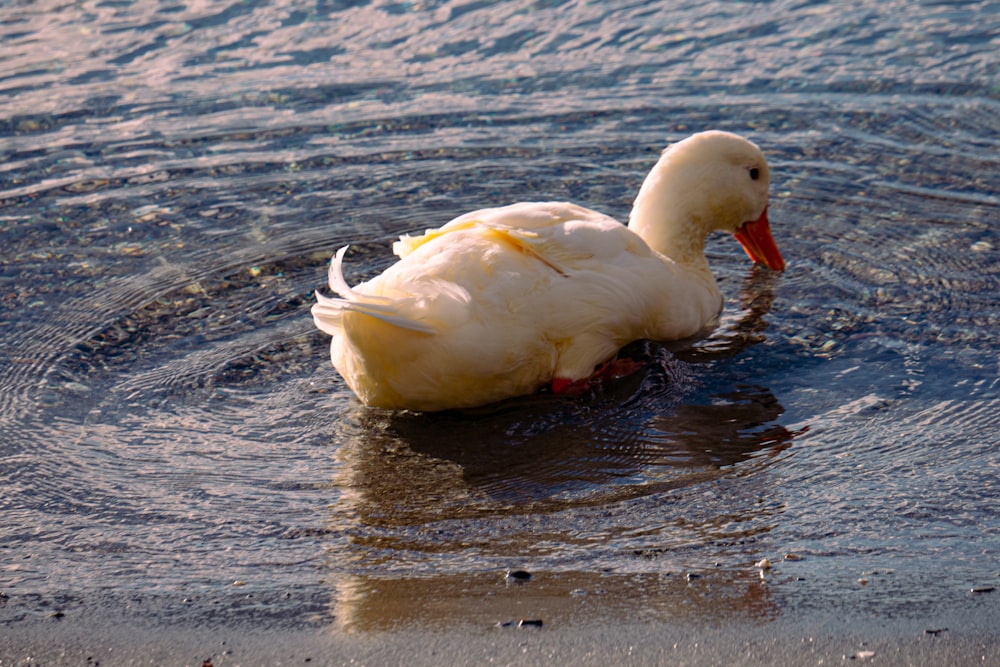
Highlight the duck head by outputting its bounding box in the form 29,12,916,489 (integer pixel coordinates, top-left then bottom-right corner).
628,131,785,272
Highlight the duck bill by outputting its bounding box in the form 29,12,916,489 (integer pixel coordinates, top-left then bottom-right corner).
734,207,785,271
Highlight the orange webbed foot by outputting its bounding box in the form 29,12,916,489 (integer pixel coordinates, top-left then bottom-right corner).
551,357,646,395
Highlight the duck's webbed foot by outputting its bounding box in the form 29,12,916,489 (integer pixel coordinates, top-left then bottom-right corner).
550,356,646,395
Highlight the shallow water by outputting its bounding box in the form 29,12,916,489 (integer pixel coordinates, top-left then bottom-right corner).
1,0,998,636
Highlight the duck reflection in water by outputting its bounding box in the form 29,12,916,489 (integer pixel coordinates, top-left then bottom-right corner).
325,267,797,631
343,344,792,509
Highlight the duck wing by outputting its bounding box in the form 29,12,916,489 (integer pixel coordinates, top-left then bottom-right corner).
393,202,653,272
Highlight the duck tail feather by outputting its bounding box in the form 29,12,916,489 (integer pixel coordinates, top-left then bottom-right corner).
312,247,436,335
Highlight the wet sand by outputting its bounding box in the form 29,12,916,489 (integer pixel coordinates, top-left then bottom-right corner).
5,567,999,665
4,599,998,666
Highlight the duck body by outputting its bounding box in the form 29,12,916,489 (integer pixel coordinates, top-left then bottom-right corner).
313,131,784,411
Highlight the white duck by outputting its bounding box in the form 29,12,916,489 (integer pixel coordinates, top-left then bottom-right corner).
312,130,784,411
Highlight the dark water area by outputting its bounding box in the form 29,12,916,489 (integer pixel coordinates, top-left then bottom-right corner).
1,0,998,638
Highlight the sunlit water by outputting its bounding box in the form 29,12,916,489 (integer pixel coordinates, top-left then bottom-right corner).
2,0,998,635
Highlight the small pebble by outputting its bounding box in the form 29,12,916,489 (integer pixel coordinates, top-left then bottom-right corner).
505,569,532,582
970,586,995,594
857,578,869,586
685,572,702,581
755,558,772,570
784,553,804,561
498,618,544,629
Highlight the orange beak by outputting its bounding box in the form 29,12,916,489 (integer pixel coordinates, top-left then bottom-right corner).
734,206,785,271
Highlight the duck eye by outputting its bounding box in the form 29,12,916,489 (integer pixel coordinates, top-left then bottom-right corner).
749,167,760,181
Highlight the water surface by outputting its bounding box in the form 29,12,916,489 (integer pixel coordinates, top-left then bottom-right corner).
1,0,998,637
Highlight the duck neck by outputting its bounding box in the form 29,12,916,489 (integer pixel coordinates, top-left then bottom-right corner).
627,165,710,272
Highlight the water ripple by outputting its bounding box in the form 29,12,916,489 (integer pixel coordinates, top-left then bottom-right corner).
1,0,998,630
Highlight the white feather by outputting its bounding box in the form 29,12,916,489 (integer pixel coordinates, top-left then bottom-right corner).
311,246,437,335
